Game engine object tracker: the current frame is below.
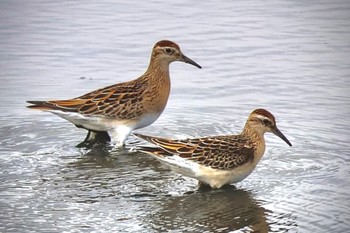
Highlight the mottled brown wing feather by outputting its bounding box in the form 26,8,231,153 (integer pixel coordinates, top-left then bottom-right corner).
134,133,184,151
26,99,86,111
180,136,255,169
137,146,172,158
135,133,256,170
28,79,148,119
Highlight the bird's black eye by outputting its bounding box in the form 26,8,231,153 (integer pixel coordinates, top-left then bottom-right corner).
164,48,173,54
262,119,271,126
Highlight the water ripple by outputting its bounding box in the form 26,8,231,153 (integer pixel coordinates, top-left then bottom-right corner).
1,0,350,232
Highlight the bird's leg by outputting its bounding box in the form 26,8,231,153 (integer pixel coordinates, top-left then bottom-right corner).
196,181,213,191
110,125,132,148
76,130,111,148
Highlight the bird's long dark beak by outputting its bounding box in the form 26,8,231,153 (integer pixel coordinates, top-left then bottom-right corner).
181,54,202,69
273,127,292,146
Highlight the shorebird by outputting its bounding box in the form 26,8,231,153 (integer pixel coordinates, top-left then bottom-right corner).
134,109,292,189
27,40,201,148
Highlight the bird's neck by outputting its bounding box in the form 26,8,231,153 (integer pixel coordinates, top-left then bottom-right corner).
242,124,266,160
242,123,263,139
143,56,171,84
140,56,171,112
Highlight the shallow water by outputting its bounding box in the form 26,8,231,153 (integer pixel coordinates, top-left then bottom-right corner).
1,0,350,232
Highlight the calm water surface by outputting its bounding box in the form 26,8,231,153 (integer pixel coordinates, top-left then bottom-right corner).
0,1,349,232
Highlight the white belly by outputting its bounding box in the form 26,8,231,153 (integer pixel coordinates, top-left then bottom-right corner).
152,154,258,189
50,110,162,147
196,162,257,188
134,112,162,129
50,110,161,130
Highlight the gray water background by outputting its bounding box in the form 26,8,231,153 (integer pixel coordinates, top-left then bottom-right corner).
0,0,349,232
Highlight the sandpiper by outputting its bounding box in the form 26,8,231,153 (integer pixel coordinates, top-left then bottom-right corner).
134,109,292,189
27,40,201,147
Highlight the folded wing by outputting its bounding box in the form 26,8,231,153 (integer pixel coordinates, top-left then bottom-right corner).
134,133,255,170
27,80,148,119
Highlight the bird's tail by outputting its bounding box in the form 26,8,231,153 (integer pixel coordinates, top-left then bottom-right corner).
26,101,56,110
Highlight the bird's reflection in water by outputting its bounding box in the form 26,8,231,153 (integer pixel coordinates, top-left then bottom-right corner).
145,186,270,232
67,144,140,169
56,146,149,203
60,147,297,232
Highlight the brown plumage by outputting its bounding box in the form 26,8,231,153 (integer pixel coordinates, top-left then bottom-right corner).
27,79,148,118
